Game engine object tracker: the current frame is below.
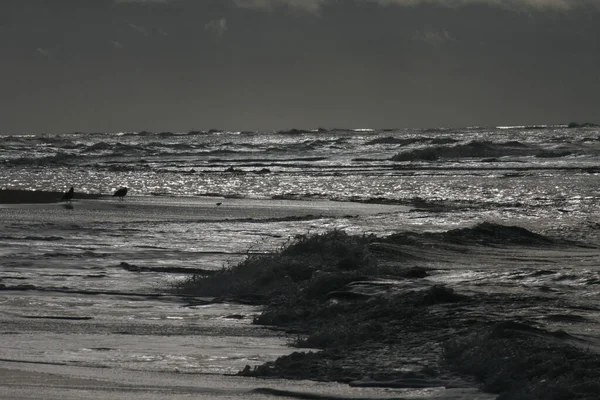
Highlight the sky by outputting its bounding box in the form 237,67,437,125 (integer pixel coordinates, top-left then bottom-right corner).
1,0,599,133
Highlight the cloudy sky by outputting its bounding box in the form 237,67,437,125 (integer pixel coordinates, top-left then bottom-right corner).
1,0,599,133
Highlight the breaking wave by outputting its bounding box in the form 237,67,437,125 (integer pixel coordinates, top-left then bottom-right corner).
390,140,583,161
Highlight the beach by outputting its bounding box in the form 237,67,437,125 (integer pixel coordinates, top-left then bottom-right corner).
2,126,600,399
3,0,600,394
1,190,499,400
2,190,600,399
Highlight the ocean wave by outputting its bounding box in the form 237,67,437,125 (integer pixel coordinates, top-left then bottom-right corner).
81,142,147,153
43,251,111,258
145,141,210,151
534,149,573,158
263,139,346,153
116,129,236,137
497,124,567,129
207,156,328,163
275,128,319,135
385,222,556,247
0,235,64,241
1,152,79,166
103,163,152,172
421,127,454,133
367,136,458,146
389,140,572,161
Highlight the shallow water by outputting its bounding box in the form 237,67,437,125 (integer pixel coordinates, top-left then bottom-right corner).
1,197,450,398
2,126,600,398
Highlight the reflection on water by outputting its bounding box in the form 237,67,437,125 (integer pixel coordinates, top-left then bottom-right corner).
0,197,406,375
2,127,600,398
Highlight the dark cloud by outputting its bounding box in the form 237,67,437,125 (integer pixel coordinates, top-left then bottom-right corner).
234,0,600,13
1,0,599,133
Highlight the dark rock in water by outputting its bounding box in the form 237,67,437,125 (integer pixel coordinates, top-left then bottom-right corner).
255,168,271,174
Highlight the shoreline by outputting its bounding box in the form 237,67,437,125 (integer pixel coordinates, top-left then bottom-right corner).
0,361,493,400
0,189,103,204
3,189,599,398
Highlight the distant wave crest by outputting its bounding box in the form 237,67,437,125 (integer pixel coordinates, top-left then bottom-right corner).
390,140,577,161
368,136,458,146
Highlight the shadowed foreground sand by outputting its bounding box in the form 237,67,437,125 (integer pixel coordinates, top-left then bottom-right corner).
0,361,494,400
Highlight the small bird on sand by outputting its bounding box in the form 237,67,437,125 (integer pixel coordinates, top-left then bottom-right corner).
113,187,128,200
61,186,74,202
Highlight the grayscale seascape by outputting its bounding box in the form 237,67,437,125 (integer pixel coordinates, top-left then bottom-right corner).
1,126,600,399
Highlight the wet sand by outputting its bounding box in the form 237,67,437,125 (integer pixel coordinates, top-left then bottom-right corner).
3,190,472,400
4,190,599,399
0,362,496,400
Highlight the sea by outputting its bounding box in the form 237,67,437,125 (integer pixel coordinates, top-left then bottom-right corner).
1,125,600,399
